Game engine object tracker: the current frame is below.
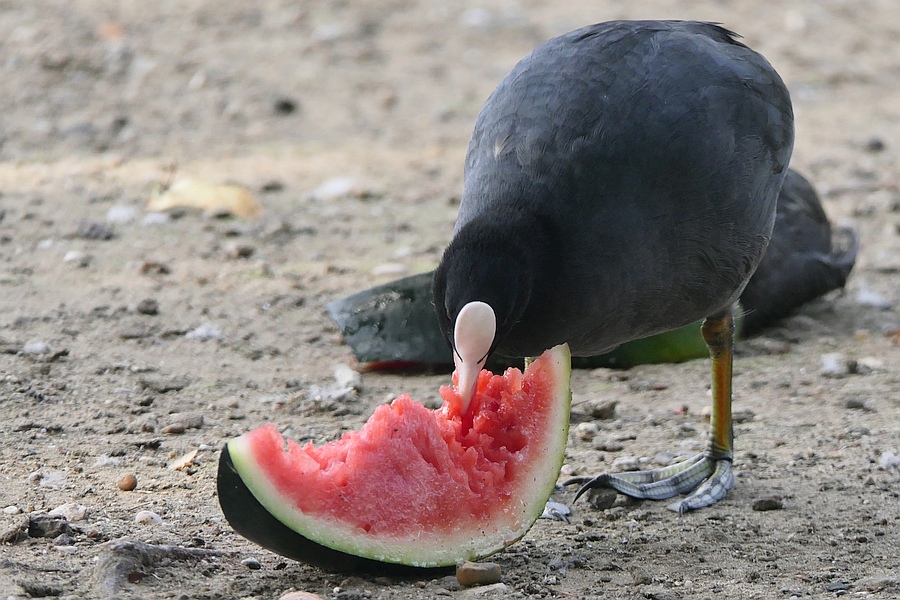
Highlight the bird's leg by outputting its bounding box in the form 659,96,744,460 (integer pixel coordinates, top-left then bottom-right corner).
566,309,736,514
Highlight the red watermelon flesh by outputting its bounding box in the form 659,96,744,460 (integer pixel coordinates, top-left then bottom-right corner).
224,343,571,567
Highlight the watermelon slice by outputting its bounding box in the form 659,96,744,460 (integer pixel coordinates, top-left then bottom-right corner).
217,343,571,570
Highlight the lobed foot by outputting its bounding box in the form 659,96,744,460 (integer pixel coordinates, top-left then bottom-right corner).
565,451,734,514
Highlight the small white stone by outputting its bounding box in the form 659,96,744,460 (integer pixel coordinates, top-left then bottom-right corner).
540,501,571,521
49,503,88,522
63,250,90,266
134,510,164,525
106,205,138,224
856,288,891,310
821,353,849,378
23,341,51,355
141,212,171,226
878,451,900,470
185,323,221,341
333,364,362,391
2,505,21,515
310,176,354,200
611,456,641,472
575,422,599,441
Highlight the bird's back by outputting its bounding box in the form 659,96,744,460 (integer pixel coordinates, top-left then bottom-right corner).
448,21,794,356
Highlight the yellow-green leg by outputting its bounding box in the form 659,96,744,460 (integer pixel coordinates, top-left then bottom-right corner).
566,310,736,514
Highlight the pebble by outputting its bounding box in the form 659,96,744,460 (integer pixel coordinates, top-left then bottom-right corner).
241,557,262,570
653,451,676,466
752,496,784,511
225,242,256,259
3,506,21,515
588,399,618,420
52,533,76,546
311,176,355,201
575,422,598,441
185,323,221,341
76,220,115,240
134,510,163,525
28,514,72,538
0,513,30,544
864,136,886,152
594,439,624,452
844,397,874,411
586,487,618,511
456,561,502,587
139,375,191,393
142,212,172,226
169,413,204,429
611,456,641,472
139,259,171,274
23,340,52,355
118,473,138,491
820,353,849,378
732,409,756,424
540,501,571,522
135,298,159,315
63,250,91,267
279,593,325,600
459,583,510,598
106,205,138,224
856,288,892,310
273,97,299,115
859,576,900,592
48,503,88,522
119,325,152,339
559,463,577,476
878,451,900,470
333,364,363,391
629,565,653,585
260,180,285,193
161,423,185,434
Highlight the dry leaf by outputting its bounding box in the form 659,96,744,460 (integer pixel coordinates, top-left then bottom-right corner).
148,179,263,219
168,449,199,471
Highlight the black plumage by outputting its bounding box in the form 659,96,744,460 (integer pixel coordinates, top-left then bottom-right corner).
432,20,795,512
740,168,858,335
435,20,793,359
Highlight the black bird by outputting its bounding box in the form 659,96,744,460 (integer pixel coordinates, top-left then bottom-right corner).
433,20,794,513
740,168,859,335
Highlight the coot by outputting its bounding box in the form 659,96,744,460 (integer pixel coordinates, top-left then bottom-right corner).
433,20,794,512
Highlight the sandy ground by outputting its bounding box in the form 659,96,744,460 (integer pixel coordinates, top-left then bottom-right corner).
1,1,899,599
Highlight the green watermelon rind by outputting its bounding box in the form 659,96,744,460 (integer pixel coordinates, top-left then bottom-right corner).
225,343,572,568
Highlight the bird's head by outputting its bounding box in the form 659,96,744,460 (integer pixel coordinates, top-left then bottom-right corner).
433,228,533,413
